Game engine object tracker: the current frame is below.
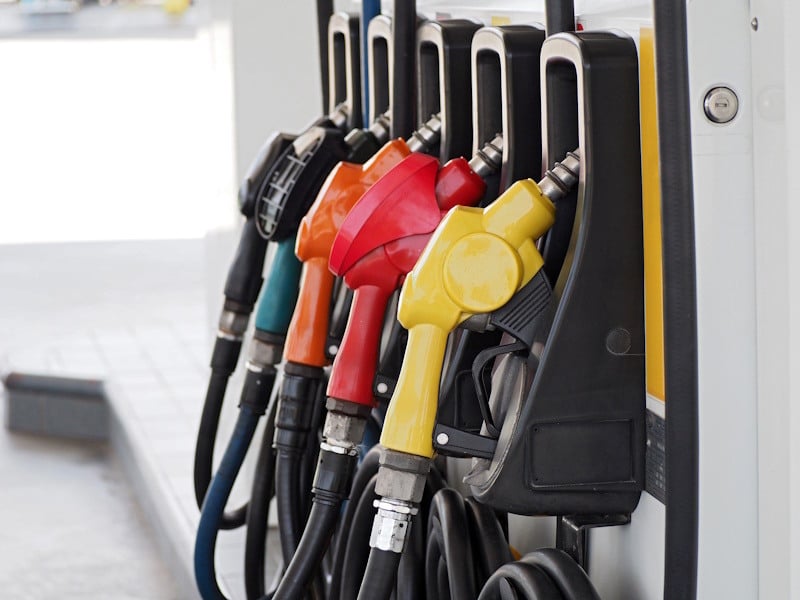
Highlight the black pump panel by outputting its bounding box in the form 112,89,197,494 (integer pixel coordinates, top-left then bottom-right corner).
471,25,545,198
367,15,392,124
416,19,480,163
469,31,646,516
328,13,363,130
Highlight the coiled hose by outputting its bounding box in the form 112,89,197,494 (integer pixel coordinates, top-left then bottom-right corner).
424,489,513,599
477,548,601,600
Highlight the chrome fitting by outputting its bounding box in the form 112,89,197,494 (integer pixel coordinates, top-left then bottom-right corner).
322,411,367,452
369,111,392,145
320,441,359,456
406,113,443,153
369,498,418,553
375,448,431,504
539,150,581,201
247,337,283,369
218,309,249,339
469,133,504,179
329,104,350,130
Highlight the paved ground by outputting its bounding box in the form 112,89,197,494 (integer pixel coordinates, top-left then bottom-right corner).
0,239,282,600
0,404,180,600
0,240,205,599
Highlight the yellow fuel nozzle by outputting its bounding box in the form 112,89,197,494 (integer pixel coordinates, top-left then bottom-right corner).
380,151,581,458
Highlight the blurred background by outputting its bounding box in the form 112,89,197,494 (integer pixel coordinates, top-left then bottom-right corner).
0,2,326,597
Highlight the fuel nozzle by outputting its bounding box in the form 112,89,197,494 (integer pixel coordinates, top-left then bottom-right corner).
360,150,581,567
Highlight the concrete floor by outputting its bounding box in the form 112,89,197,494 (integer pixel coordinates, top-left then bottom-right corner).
0,239,203,599
0,239,283,600
0,404,179,599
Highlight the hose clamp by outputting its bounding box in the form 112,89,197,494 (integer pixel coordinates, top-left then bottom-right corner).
320,441,359,457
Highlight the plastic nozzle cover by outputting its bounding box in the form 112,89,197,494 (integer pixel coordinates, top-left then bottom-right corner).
325,153,486,408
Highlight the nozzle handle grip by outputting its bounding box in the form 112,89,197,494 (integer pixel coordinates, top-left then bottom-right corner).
254,236,303,335
283,256,335,367
327,284,393,407
223,218,268,312
380,324,449,458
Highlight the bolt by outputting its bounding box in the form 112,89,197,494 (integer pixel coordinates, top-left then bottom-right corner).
436,432,449,446
328,345,338,356
376,382,389,394
751,17,758,31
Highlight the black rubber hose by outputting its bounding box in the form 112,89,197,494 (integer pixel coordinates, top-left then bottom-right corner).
328,447,382,600
194,369,248,529
464,498,513,587
271,501,341,599
244,396,278,600
194,405,262,600
520,549,600,600
339,475,379,600
357,548,402,600
477,562,562,600
390,0,416,139
425,488,476,600
275,451,304,564
653,0,699,598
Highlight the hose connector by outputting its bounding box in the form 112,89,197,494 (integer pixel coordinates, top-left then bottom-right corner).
311,399,371,506
246,330,284,371
369,498,418,553
406,113,443,153
217,308,249,341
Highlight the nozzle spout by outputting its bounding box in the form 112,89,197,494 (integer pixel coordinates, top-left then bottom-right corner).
406,113,443,153
468,133,504,179
538,149,581,201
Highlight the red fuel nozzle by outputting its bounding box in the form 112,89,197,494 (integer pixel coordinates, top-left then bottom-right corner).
326,152,486,407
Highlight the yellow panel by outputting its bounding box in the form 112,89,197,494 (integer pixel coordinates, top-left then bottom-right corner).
490,16,511,26
639,28,666,403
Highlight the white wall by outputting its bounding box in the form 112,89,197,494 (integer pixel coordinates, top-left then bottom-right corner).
0,34,217,244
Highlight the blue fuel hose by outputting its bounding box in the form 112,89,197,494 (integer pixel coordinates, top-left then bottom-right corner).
194,385,275,600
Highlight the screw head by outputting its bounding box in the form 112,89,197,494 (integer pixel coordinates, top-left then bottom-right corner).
376,382,389,394
704,87,739,124
751,17,758,31
328,345,338,356
436,432,449,446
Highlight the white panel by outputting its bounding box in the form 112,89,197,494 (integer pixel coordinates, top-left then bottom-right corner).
750,0,790,597
589,494,665,600
784,2,800,598
686,1,759,598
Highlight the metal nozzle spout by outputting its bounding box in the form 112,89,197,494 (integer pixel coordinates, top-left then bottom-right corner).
369,111,392,145
468,134,504,179
538,150,581,201
406,113,443,153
